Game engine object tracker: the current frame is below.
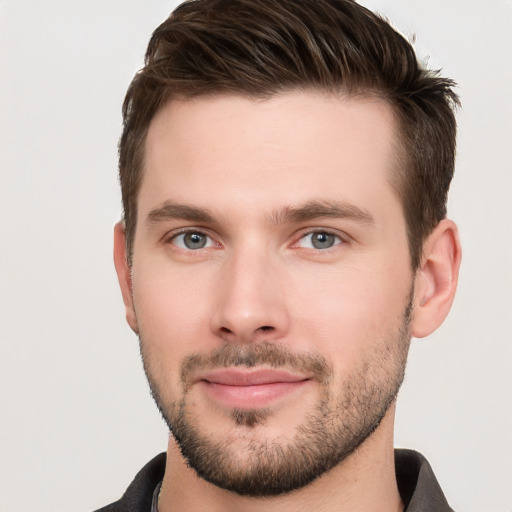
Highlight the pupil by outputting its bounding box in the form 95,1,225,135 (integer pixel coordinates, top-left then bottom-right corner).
312,232,334,249
185,232,206,249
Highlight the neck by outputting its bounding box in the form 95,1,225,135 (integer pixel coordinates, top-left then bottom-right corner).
158,406,403,512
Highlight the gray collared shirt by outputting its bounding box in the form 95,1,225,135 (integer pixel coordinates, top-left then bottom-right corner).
150,481,161,512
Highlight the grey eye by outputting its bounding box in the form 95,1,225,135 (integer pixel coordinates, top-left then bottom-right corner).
298,231,341,250
173,231,213,250
183,232,207,249
311,232,336,249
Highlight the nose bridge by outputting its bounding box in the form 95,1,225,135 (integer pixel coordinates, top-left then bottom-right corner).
211,240,288,342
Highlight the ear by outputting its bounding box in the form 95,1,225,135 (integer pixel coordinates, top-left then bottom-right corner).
113,222,139,334
411,219,461,338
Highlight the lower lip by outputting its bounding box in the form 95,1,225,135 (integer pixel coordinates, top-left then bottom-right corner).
199,380,310,409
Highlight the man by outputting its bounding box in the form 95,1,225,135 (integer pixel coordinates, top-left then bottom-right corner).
99,0,461,510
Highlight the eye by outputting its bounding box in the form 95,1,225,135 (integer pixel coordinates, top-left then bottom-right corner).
171,231,216,250
297,231,342,250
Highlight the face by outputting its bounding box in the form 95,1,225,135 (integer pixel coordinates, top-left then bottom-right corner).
125,92,415,495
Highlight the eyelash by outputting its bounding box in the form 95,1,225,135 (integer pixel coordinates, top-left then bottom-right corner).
295,229,344,250
165,229,218,251
164,228,346,252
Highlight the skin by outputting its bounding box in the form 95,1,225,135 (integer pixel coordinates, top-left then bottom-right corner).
114,91,461,512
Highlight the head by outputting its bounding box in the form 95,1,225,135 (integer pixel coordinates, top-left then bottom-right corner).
114,0,461,498
119,0,459,270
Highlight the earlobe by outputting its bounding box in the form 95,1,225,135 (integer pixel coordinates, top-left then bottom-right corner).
411,219,461,338
113,222,139,334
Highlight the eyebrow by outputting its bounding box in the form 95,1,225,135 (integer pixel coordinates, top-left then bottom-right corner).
146,199,374,227
146,201,215,225
269,200,375,225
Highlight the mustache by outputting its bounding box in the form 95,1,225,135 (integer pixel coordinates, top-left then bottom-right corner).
180,342,332,387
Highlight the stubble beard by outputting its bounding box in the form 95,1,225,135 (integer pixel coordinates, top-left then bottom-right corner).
139,296,412,497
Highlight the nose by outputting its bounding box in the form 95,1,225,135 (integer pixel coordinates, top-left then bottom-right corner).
210,249,290,344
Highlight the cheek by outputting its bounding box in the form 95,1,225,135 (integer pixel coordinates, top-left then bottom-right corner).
131,263,216,374
287,261,411,359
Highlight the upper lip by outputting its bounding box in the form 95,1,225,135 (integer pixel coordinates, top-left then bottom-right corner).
196,368,310,386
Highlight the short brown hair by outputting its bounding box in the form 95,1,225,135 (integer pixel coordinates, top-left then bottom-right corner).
119,0,459,269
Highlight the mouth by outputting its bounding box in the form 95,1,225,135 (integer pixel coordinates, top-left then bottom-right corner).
195,368,312,409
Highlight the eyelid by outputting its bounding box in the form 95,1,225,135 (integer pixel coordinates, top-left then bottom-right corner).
161,226,349,250
293,228,347,249
164,227,221,250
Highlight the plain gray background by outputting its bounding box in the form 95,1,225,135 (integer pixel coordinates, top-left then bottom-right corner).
1,1,511,511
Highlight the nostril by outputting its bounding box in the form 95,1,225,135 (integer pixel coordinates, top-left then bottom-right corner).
220,327,233,334
259,326,274,331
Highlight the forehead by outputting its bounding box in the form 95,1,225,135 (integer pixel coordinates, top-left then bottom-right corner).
140,91,401,223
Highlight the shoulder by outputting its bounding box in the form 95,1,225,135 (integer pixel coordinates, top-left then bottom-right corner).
395,449,454,512
93,453,166,512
